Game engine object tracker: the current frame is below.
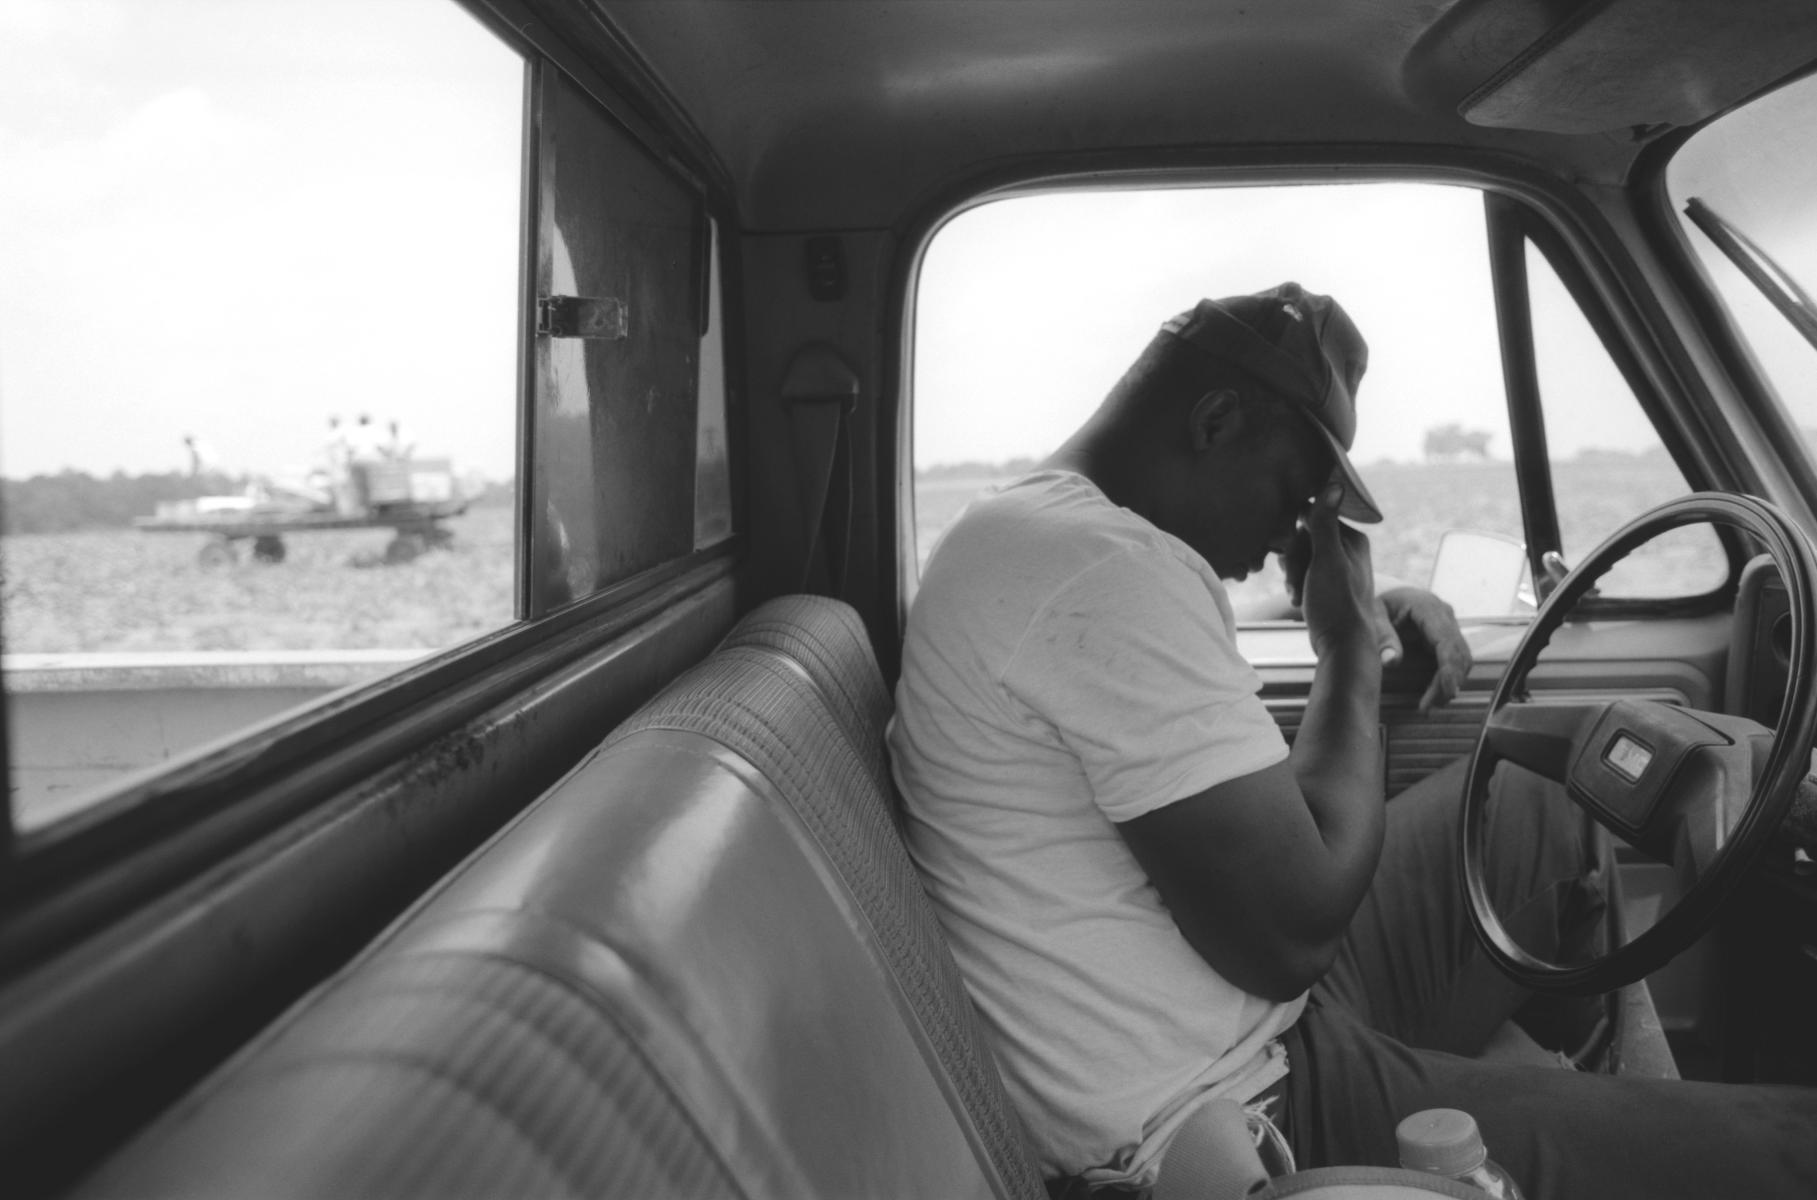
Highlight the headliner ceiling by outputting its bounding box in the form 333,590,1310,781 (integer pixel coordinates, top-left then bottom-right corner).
532,0,1817,231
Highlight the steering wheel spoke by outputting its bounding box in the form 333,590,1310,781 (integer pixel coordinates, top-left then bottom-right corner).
1656,716,1774,882
1483,699,1612,783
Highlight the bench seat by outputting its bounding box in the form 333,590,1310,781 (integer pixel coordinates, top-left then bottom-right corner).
78,596,1045,1200
74,594,1673,1199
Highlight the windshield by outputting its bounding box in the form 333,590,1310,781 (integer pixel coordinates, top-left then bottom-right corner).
1668,72,1817,451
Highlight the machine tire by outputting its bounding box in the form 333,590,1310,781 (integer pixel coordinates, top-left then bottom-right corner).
252,535,287,564
197,538,237,568
385,531,428,564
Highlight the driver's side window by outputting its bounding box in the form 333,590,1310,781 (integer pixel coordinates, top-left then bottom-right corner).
909,182,1721,620
913,183,1520,614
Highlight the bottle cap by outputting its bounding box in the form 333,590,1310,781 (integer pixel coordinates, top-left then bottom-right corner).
1396,1108,1488,1177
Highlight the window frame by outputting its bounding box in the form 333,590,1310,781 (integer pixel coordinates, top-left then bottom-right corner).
890,160,1760,631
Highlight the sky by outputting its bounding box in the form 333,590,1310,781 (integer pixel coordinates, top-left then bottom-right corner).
918,183,1659,470
0,0,523,482
3,1,1811,483
913,74,1817,471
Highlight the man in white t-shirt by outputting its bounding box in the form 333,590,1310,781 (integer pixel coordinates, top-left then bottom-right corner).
890,284,1817,1198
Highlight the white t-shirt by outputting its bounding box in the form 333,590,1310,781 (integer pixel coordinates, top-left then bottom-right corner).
889,470,1304,1181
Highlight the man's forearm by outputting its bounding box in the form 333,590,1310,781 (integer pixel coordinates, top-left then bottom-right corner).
1291,635,1387,906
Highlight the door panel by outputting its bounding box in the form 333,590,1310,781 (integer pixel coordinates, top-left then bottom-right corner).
1243,611,1731,792
1265,694,1495,797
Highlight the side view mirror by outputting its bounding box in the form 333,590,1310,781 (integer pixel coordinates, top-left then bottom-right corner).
1428,530,1530,617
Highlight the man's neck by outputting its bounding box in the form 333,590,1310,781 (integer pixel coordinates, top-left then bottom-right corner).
1043,433,1154,525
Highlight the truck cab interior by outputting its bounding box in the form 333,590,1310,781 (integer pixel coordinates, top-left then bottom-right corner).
4,0,1817,1195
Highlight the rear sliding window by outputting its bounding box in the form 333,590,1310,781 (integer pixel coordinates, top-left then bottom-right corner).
524,68,725,614
912,182,1721,619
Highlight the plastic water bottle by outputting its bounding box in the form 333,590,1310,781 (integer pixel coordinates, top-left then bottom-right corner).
1395,1108,1525,1198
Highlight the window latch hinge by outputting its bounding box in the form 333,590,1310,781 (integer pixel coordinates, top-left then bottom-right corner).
1537,550,1572,601
536,295,627,340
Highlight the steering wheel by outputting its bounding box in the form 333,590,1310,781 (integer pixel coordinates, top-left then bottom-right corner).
1462,492,1817,995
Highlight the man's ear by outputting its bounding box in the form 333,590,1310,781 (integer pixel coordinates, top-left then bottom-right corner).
1187,389,1244,451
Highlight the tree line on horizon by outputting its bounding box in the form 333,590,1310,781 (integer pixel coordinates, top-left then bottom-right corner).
913,437,1676,479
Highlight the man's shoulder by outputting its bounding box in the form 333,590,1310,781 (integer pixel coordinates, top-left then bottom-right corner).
909,470,1223,659
931,470,1166,573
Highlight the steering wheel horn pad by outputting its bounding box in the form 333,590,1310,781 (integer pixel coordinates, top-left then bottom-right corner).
1487,697,1761,851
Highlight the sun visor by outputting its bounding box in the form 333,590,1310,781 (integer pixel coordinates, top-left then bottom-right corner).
1459,0,1817,134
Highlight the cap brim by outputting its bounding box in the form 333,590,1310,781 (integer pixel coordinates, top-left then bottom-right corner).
1305,420,1383,524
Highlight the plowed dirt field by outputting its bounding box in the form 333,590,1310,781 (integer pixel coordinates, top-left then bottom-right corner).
1,505,515,654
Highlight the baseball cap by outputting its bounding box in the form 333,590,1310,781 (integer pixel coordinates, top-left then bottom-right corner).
1160,282,1383,524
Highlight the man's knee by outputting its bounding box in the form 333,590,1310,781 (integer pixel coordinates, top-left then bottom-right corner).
1388,755,1469,805
1482,763,1611,969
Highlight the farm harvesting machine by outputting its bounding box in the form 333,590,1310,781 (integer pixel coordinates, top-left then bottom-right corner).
136,456,468,567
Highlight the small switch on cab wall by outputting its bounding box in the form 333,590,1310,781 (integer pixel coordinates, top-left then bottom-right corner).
805,235,844,301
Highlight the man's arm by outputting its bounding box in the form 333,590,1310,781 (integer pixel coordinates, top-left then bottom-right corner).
1117,486,1386,1001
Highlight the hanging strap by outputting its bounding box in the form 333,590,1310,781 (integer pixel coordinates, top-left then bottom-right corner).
781,343,861,594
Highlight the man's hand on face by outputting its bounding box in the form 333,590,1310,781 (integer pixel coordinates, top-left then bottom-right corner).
1290,484,1378,660
1282,501,1473,711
